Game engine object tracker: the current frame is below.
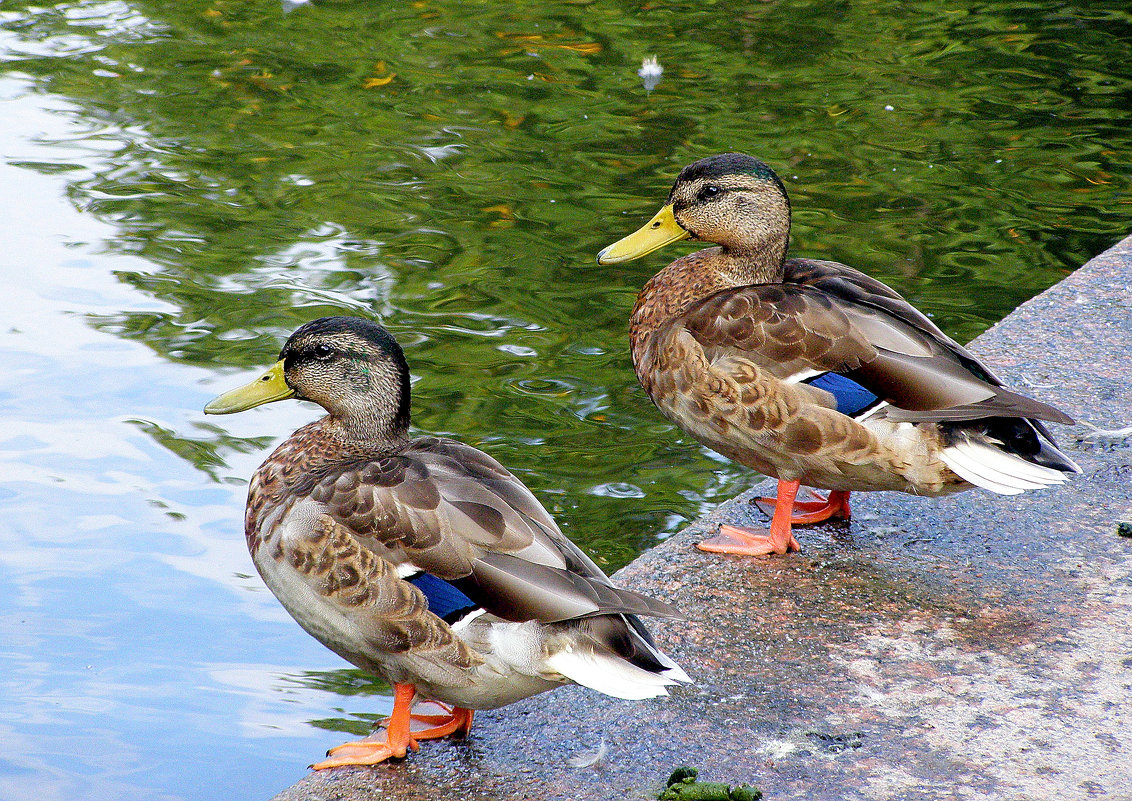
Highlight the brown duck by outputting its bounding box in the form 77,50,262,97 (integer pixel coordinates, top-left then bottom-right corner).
598,153,1079,557
204,317,688,768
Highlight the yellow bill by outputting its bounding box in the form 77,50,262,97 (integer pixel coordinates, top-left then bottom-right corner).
596,204,690,265
204,360,293,414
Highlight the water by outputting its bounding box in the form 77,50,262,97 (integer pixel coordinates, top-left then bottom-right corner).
0,1,1128,798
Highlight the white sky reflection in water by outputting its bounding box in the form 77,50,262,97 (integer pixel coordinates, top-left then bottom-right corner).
0,77,391,801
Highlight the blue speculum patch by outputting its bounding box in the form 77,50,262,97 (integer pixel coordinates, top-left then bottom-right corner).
804,373,879,417
406,572,479,622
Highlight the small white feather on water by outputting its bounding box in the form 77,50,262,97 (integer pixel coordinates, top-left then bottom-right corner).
638,56,663,91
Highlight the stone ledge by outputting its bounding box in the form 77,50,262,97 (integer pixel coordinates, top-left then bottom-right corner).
271,234,1132,801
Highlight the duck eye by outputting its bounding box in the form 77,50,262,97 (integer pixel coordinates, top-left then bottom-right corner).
699,184,722,200
311,344,334,360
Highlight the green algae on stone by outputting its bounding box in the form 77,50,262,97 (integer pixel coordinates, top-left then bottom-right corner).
659,767,762,801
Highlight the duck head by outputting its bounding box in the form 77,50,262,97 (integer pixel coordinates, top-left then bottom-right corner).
205,316,411,441
597,153,791,265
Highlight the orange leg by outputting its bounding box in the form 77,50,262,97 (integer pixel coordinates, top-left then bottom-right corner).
698,479,830,556
753,486,851,524
311,683,474,770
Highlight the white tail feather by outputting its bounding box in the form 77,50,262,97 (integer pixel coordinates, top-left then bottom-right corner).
941,439,1072,495
652,650,691,685
545,649,688,700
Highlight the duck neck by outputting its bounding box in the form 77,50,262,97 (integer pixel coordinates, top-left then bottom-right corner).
630,237,787,336
714,237,788,286
324,412,411,454
279,415,410,479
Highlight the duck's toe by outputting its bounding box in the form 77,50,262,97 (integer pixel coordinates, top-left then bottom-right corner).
697,524,800,556
312,735,416,769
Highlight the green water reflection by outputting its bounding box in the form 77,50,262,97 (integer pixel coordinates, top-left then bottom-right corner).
6,0,1131,562
1,0,1129,797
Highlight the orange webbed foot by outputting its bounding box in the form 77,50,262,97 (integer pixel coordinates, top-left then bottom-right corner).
403,701,474,740
310,684,474,770
313,736,417,769
697,479,826,558
753,488,851,524
697,524,800,556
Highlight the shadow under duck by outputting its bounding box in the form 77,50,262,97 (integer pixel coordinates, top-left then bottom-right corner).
598,153,1079,557
204,317,688,768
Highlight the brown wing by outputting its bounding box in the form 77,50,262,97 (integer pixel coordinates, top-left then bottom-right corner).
783,258,1003,383
280,513,481,686
679,259,1073,425
784,259,951,337
307,436,681,624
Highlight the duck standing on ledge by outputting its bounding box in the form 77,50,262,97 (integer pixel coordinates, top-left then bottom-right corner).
205,317,688,768
598,153,1079,557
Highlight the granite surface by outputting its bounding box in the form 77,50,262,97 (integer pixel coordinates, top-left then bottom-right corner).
271,235,1132,801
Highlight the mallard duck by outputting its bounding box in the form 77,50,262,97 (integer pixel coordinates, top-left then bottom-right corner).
204,317,689,768
598,153,1079,557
